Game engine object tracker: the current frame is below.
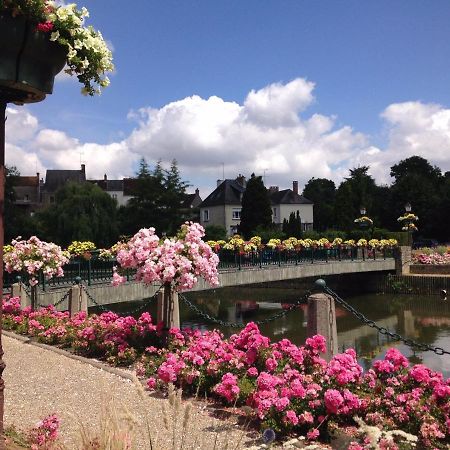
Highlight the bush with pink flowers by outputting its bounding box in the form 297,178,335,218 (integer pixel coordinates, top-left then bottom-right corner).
3,236,69,286
2,297,449,448
113,222,219,291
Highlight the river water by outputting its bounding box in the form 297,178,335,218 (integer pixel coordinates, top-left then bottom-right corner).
106,286,450,379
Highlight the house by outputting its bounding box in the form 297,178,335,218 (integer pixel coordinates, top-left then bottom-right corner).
269,181,314,231
199,176,246,236
11,173,41,216
89,175,134,207
199,176,314,236
41,164,86,205
180,188,203,222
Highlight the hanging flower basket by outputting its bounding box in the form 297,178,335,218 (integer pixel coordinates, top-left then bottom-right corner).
0,2,114,102
0,13,66,103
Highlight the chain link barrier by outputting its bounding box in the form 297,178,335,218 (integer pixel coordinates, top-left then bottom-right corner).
323,285,450,357
81,283,162,316
179,291,311,329
37,287,71,309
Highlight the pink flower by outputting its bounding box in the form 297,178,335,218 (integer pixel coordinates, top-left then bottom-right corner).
146,377,157,390
324,389,344,414
284,410,298,425
306,428,319,440
36,21,54,32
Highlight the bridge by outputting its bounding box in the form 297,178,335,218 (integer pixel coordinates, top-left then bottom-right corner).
32,256,395,308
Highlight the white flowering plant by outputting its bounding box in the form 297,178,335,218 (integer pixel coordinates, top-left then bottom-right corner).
0,0,114,95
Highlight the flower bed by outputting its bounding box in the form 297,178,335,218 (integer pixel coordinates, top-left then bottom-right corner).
412,252,450,266
2,297,449,449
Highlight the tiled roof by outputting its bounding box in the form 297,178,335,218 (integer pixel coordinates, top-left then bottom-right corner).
200,180,245,207
270,189,313,205
89,179,123,192
43,170,85,192
13,176,39,187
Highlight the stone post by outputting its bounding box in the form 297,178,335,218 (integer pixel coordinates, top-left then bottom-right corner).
11,282,30,309
68,284,87,316
395,245,411,275
307,285,338,361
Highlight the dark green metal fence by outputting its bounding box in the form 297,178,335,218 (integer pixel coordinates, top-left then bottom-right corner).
4,246,394,290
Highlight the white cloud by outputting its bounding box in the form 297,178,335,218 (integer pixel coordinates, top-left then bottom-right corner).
5,79,450,199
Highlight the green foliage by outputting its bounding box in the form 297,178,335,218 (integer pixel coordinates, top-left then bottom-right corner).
303,177,336,231
282,211,302,238
35,182,119,247
204,224,227,241
239,174,272,239
253,224,286,241
321,229,347,241
119,158,189,236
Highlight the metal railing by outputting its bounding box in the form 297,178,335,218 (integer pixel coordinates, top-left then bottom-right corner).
3,246,394,290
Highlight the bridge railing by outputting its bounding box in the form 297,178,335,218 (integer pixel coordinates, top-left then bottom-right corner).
4,246,395,290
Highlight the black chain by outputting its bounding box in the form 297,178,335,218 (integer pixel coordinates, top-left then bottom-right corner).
179,291,310,328
81,284,161,316
37,287,71,309
323,286,450,357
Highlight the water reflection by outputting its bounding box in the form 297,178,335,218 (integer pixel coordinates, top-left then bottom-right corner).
101,286,450,378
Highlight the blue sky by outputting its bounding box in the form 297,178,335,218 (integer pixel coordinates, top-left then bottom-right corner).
6,0,450,195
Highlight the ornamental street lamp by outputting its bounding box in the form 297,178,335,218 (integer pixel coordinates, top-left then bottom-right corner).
397,202,418,247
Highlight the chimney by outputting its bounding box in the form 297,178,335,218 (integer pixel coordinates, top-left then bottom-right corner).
195,188,199,195
217,179,223,187
81,164,86,174
269,186,279,193
293,181,298,195
235,174,247,188
104,174,107,181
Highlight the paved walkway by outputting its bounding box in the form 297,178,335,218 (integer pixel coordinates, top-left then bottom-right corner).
2,335,261,449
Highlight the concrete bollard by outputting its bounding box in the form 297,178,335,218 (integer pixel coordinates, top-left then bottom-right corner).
395,246,411,275
306,291,338,361
11,282,31,309
68,284,88,316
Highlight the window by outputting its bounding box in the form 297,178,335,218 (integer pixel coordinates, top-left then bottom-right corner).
24,194,29,201
272,207,277,218
232,208,241,220
203,209,209,222
112,193,117,200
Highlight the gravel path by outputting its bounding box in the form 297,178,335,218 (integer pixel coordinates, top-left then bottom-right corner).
2,335,262,449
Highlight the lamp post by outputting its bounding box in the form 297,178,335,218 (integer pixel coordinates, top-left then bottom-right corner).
398,202,418,247
354,206,374,238
0,24,66,441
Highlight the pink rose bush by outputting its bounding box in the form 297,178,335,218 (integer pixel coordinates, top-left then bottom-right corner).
113,222,219,291
2,298,449,448
139,324,450,448
1,297,159,366
3,236,69,286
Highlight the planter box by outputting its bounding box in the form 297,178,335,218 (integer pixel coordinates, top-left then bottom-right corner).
410,264,450,275
0,13,66,102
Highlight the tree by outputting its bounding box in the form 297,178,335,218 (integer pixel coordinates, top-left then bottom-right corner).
204,225,227,241
282,211,302,237
389,156,444,239
238,174,272,239
36,182,119,247
302,178,336,231
119,158,189,236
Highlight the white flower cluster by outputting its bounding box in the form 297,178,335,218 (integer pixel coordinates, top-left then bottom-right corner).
44,2,113,95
